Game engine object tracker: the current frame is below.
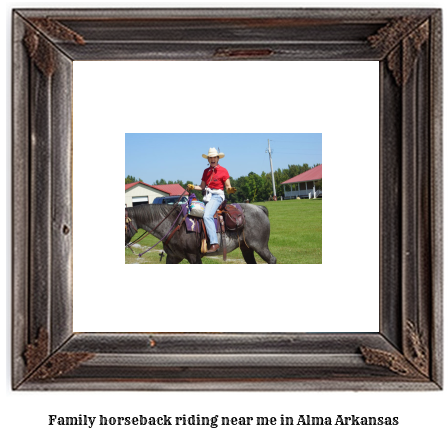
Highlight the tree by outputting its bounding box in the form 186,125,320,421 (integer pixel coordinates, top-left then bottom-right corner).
227,177,239,203
273,168,289,194
125,175,142,184
258,171,270,201
245,172,263,202
262,171,275,200
149,162,318,204
287,164,300,179
235,175,250,202
231,172,264,202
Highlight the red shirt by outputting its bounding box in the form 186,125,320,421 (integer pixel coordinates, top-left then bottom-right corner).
201,165,230,190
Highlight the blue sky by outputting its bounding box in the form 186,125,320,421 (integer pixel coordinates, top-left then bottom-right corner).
125,133,322,185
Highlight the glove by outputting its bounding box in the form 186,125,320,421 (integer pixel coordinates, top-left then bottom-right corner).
226,187,237,194
187,184,195,191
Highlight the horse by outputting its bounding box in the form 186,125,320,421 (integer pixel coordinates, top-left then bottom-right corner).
125,203,277,264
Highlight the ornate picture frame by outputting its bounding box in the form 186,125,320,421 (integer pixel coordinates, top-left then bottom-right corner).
12,8,442,390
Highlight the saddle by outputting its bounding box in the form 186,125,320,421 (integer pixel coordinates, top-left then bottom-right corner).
164,202,245,262
204,201,246,261
214,201,246,231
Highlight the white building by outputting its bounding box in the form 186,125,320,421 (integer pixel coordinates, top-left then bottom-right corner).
125,182,169,207
280,165,322,199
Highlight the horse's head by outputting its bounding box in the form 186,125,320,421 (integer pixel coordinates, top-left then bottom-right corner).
125,209,138,246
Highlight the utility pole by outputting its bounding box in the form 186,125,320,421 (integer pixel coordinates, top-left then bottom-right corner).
266,139,277,199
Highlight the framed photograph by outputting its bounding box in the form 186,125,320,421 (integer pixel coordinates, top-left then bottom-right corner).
12,8,442,390
123,132,324,266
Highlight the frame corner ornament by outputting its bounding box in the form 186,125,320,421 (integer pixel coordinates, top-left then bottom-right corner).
359,345,425,380
24,328,94,382
24,327,50,374
23,17,85,77
405,320,429,377
368,17,429,86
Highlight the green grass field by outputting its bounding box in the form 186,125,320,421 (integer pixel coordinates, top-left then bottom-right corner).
125,199,322,264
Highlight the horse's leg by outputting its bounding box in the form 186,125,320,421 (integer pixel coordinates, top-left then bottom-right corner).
165,254,182,264
240,245,257,264
240,204,277,264
239,227,277,264
254,246,277,264
185,252,203,264
180,233,203,264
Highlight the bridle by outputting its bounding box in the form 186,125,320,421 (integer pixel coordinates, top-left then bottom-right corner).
125,190,189,257
125,209,137,234
125,209,146,254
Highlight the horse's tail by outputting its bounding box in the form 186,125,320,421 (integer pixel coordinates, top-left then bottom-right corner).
258,205,269,217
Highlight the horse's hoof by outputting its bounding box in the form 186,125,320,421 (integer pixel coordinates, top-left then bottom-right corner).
206,244,220,253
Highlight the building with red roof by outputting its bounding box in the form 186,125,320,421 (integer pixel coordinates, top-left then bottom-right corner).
281,164,322,199
125,181,170,207
151,183,185,196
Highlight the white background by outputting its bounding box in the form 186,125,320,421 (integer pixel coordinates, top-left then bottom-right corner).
3,1,446,438
73,60,379,332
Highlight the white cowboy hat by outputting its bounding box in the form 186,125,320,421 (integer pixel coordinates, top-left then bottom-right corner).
202,147,225,159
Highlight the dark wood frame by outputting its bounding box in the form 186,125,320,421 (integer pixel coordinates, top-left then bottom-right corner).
12,8,442,390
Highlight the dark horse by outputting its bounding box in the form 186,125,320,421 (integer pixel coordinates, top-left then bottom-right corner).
125,203,277,264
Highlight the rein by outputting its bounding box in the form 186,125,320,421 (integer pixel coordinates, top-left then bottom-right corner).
137,208,184,257
125,189,189,256
146,189,188,235
125,209,149,252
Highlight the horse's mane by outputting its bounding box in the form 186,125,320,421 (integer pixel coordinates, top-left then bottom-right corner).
126,204,182,225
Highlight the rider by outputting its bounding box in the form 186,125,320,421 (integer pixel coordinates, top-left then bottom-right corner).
187,148,237,253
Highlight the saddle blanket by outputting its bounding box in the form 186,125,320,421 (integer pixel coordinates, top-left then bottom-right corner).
181,203,243,233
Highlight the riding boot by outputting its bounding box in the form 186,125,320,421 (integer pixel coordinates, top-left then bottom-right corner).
207,244,220,253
